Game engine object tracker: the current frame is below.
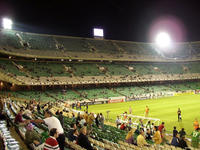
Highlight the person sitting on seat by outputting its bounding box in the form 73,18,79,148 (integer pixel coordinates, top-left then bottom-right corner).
120,123,127,130
77,126,93,150
15,107,28,125
137,129,149,147
25,123,44,150
44,128,60,150
70,129,79,143
125,128,134,144
67,123,77,141
23,106,33,119
30,110,65,150
179,136,190,150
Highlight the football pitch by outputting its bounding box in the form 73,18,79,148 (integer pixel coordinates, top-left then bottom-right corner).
88,94,200,135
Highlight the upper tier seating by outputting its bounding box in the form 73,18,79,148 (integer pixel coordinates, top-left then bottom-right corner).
20,32,57,50
55,36,91,52
1,29,200,61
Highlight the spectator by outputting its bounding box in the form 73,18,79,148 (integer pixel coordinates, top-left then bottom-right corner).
77,127,93,150
161,129,168,144
171,133,180,147
179,128,186,138
83,111,88,123
99,113,104,129
15,107,25,124
137,129,149,147
125,129,134,144
67,123,77,141
25,123,43,149
55,110,60,116
146,121,151,131
70,129,79,143
138,119,144,130
146,128,152,141
87,113,95,128
37,102,41,114
136,119,144,134
71,113,75,121
158,122,165,135
151,123,154,135
120,123,126,130
191,128,200,149
115,116,121,128
31,110,65,150
80,116,86,127
179,136,190,150
23,106,33,119
128,118,132,127
173,126,178,137
44,128,60,150
95,113,100,128
76,112,81,124
153,126,162,149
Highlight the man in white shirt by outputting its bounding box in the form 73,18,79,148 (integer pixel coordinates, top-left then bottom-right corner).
30,110,65,150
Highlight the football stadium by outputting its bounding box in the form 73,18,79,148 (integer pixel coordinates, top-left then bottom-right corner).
1,1,200,150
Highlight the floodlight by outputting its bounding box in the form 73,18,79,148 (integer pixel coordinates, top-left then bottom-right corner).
155,32,171,48
93,28,104,37
2,18,13,29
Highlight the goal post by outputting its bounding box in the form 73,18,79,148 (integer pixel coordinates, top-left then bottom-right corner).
120,114,160,128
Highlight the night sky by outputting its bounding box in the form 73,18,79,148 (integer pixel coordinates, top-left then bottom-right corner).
0,0,200,42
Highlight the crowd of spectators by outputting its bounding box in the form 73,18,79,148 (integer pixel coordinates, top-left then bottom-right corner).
114,113,198,150
1,98,200,150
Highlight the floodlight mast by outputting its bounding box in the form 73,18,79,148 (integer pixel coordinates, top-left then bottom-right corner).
155,32,171,48
93,28,104,39
2,18,13,29
154,32,176,59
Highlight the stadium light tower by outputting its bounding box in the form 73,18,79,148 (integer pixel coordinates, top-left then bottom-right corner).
2,18,13,29
93,28,104,39
155,32,171,48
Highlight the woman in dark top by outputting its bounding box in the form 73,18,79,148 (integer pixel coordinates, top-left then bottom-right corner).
77,127,93,150
179,136,190,150
146,128,152,141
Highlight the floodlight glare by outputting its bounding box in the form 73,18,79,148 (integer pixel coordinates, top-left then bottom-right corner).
155,32,171,48
2,18,13,29
93,28,104,37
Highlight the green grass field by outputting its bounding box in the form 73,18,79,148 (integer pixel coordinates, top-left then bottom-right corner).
88,94,200,135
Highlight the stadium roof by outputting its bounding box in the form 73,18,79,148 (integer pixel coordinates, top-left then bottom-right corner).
1,0,200,42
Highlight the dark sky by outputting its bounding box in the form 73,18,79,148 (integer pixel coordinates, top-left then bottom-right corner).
0,0,200,42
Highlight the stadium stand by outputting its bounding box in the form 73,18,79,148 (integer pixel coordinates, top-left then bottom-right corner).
1,29,200,61
1,29,200,150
